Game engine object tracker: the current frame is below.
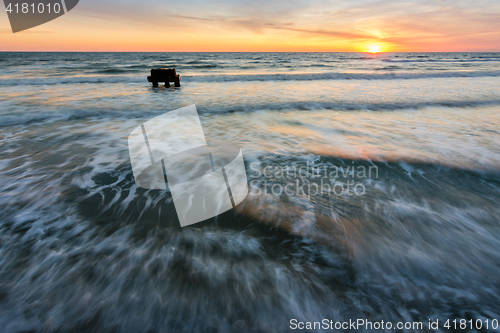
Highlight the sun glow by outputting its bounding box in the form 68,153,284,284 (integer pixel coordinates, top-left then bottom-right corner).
367,44,383,53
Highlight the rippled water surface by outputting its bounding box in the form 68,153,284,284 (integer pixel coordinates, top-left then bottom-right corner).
0,52,500,332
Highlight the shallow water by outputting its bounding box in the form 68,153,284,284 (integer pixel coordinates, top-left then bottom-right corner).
0,52,500,332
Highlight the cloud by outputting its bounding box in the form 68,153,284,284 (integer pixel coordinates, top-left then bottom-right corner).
271,27,376,40
167,12,375,40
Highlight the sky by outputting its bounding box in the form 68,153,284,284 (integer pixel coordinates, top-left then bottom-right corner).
1,0,499,52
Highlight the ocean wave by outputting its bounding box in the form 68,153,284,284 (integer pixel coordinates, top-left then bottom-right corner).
184,71,500,82
2,100,500,126
1,70,500,86
0,108,499,331
196,99,500,113
94,68,138,74
1,150,498,331
383,58,500,63
178,63,219,69
0,76,145,86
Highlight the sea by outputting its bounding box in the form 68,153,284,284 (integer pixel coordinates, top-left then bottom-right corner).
0,52,500,332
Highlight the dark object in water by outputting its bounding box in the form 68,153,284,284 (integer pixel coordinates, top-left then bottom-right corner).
147,68,181,88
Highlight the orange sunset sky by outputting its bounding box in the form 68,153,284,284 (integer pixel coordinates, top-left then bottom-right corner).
1,0,499,52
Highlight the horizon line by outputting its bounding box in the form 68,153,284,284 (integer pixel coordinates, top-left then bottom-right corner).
1,50,500,53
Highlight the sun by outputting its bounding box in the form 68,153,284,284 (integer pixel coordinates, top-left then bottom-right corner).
367,45,382,54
